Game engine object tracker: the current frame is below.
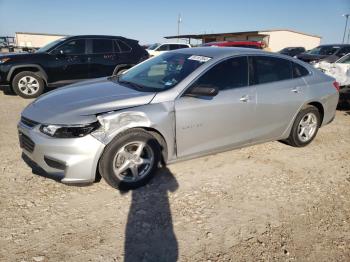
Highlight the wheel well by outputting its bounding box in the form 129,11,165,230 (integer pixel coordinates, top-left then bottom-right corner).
94,126,168,183
10,67,46,85
140,127,168,165
307,102,324,126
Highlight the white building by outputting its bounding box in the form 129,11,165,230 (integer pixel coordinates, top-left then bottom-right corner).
15,32,66,48
165,29,321,52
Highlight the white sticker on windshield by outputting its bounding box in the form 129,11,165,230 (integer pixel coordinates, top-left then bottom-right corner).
188,55,212,63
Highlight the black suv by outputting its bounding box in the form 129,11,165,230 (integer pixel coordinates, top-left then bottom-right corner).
0,35,148,98
278,47,306,57
295,44,350,63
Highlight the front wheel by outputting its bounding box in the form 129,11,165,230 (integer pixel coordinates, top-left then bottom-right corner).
99,129,161,189
286,105,320,147
12,71,45,98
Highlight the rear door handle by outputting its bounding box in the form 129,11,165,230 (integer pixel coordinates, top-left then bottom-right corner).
291,87,301,93
240,95,249,102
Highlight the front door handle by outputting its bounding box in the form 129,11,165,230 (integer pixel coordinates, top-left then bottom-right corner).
240,95,249,102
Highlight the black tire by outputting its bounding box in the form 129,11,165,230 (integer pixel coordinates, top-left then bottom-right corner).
286,105,320,147
12,71,45,98
99,129,161,190
1,85,15,95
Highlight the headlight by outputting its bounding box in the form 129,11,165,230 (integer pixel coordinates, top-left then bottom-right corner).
39,122,100,138
0,57,11,64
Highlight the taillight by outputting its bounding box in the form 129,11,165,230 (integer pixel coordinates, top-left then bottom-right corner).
333,81,340,91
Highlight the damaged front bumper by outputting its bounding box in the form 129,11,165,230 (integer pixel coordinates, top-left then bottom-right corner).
18,121,105,184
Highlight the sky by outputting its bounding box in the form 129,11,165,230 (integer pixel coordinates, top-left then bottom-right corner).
0,0,349,45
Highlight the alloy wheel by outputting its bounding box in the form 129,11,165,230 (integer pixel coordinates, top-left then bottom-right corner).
297,112,318,142
18,76,40,95
112,141,154,182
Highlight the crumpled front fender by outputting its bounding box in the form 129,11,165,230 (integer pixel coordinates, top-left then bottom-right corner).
91,102,176,162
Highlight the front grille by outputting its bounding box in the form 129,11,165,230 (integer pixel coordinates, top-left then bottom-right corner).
19,132,35,153
21,117,39,128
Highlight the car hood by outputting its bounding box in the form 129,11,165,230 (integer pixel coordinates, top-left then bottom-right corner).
0,52,42,59
22,78,156,125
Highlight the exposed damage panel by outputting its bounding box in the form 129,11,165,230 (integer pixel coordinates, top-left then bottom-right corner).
314,54,350,87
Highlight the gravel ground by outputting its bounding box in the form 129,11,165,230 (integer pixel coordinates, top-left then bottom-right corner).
0,91,349,262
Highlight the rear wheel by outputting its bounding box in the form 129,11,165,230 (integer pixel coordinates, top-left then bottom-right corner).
286,105,320,147
99,129,161,189
12,71,44,98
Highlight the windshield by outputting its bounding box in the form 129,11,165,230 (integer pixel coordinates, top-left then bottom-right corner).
36,38,66,53
307,45,340,56
115,52,211,92
336,53,350,64
147,43,160,50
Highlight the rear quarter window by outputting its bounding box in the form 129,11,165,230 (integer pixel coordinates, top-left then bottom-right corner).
115,40,132,52
292,62,309,78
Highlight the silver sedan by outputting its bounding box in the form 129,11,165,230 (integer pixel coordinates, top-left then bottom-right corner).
18,47,339,189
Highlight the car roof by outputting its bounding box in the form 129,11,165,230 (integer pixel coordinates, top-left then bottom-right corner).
159,42,190,45
66,35,134,40
318,44,350,47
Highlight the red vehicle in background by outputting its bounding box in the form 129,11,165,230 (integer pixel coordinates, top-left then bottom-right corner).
201,41,264,49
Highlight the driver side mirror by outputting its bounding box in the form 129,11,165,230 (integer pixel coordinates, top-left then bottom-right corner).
186,84,219,97
52,49,65,56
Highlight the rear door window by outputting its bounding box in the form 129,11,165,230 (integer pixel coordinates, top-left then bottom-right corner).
177,44,189,49
249,56,293,85
169,44,180,50
157,44,169,51
92,39,113,53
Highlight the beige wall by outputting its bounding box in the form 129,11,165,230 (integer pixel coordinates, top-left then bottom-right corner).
16,33,66,48
260,30,320,52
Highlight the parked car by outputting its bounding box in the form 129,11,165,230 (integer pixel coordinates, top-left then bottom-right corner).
18,48,339,189
201,41,264,49
0,35,148,98
146,43,191,57
278,47,305,57
313,53,350,88
295,44,350,63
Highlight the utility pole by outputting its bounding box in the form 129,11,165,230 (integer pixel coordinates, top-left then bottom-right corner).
342,14,349,44
177,13,182,42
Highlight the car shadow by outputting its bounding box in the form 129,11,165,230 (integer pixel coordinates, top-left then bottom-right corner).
120,167,179,262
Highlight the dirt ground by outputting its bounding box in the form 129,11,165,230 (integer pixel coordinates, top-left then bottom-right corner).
0,91,349,262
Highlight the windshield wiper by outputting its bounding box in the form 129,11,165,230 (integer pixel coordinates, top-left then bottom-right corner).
116,77,145,89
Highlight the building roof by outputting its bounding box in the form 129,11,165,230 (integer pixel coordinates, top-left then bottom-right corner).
15,32,67,37
165,29,321,40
